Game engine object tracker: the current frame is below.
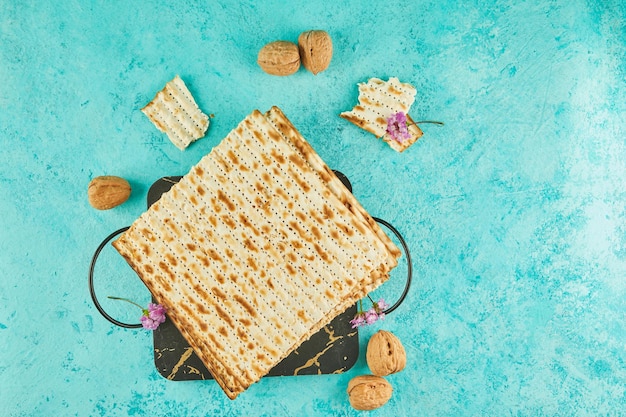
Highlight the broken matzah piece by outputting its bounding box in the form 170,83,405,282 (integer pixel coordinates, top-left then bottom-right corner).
113,107,401,399
142,75,210,150
340,77,423,152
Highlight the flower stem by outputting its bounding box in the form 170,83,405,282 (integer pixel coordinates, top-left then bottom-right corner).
413,120,444,126
108,296,145,311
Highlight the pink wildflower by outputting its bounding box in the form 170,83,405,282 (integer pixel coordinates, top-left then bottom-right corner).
386,112,412,142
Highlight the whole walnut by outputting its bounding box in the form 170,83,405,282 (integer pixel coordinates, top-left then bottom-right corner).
88,176,131,210
297,30,332,75
347,375,393,411
366,330,406,376
257,41,301,76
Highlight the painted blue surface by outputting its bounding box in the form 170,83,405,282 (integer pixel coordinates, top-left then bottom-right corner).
1,1,625,416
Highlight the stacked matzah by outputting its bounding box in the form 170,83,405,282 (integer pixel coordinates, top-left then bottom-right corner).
113,107,401,399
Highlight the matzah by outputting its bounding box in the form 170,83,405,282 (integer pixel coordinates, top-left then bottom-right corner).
340,77,423,152
113,107,401,399
142,75,210,150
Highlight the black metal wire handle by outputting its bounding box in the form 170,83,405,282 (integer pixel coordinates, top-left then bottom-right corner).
373,217,412,315
89,220,411,327
88,226,143,329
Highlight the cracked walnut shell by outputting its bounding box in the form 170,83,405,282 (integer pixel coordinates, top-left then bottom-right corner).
366,330,406,376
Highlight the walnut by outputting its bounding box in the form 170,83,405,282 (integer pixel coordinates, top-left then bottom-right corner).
297,30,332,75
257,41,301,76
88,176,131,210
347,375,393,411
366,330,406,376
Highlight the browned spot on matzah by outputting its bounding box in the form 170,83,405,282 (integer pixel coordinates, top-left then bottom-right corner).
376,117,386,125
208,333,224,351
270,149,285,164
339,223,354,236
158,261,176,281
247,257,258,271
208,249,223,262
275,187,287,199
226,150,239,165
313,243,330,262
237,328,248,341
154,274,172,292
212,286,226,300
285,264,296,275
389,85,403,95
164,218,181,237
194,300,210,315
190,195,198,205
165,254,178,267
340,113,366,128
311,226,322,240
238,214,260,236
216,273,225,284
187,243,197,251
140,228,156,242
215,304,235,328
217,189,235,211
218,326,228,337
260,154,272,167
289,221,310,242
240,318,251,327
141,244,151,256
351,218,367,235
243,238,258,252
267,128,282,142
322,204,334,219
252,130,266,145
291,240,303,250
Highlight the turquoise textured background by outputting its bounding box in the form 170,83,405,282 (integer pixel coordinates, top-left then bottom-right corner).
1,1,625,416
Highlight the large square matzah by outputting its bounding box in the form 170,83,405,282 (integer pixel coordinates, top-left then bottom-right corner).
113,107,401,399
